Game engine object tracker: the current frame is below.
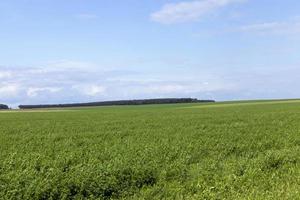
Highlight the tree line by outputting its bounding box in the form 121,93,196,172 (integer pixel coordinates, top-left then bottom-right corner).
18,98,215,109
0,104,9,109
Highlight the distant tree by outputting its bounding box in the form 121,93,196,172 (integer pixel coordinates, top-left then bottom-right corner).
19,98,215,109
0,104,9,110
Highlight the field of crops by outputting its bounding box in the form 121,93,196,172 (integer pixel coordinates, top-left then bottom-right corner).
1,100,300,199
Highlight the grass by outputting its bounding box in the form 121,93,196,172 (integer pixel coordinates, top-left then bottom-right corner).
1,100,300,199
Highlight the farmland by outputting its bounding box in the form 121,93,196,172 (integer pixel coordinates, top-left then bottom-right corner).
1,100,300,199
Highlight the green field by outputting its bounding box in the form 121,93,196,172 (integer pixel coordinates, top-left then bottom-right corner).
1,100,300,199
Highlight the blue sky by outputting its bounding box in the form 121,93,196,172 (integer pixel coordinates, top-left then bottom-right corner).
1,0,300,106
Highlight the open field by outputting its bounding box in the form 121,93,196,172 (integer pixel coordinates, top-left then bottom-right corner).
1,100,300,199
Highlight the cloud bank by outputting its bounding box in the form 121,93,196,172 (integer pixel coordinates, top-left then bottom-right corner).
1,60,300,108
0,60,234,107
237,18,300,35
151,0,245,24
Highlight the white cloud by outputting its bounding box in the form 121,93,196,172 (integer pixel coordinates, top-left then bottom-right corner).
0,84,19,97
41,60,100,72
151,0,245,24
27,87,62,97
0,60,109,105
237,19,300,35
87,85,106,96
73,85,106,97
0,71,12,79
145,81,235,95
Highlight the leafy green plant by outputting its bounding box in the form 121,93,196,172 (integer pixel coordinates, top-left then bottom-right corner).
1,100,300,199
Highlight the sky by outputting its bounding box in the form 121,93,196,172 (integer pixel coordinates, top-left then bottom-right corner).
1,0,300,107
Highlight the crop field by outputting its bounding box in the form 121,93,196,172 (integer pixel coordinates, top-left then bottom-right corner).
1,100,300,199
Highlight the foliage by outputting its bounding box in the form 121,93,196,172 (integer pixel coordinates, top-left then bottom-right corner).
0,104,8,109
18,98,215,109
1,100,300,199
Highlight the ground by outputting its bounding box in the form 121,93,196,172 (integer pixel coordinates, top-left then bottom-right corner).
1,100,300,199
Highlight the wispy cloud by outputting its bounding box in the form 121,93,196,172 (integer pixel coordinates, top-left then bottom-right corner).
0,84,19,98
236,18,300,35
151,0,246,24
27,87,62,98
0,71,12,79
72,85,106,97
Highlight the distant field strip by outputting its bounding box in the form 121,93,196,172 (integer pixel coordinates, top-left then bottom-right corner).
183,99,300,109
0,109,77,113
